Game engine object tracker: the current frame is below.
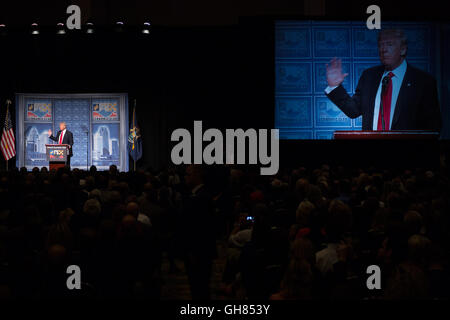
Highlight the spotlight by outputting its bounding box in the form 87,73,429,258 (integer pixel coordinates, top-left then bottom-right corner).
0,24,6,36
86,22,94,34
56,22,66,35
115,21,124,32
31,23,39,35
142,22,151,34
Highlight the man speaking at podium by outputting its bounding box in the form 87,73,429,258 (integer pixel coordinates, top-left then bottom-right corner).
48,122,74,167
325,29,441,132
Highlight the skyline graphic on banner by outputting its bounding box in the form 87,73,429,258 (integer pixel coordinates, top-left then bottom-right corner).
92,123,120,168
24,123,52,168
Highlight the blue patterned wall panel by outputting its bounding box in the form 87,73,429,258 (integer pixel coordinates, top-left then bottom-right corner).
353,28,379,58
276,62,312,94
315,96,352,128
275,97,312,128
275,25,311,59
279,130,313,140
313,27,351,58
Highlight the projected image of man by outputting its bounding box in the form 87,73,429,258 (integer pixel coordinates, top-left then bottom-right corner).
325,29,441,132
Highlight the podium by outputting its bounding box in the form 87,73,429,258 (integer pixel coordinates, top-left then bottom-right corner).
333,130,440,140
330,130,440,169
46,144,70,171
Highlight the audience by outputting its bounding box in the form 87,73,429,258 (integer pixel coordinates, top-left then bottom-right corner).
0,162,449,300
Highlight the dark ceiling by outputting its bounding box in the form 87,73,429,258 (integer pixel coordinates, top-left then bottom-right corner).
0,0,448,28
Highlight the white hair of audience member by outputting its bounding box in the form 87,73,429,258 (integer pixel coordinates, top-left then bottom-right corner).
137,213,152,226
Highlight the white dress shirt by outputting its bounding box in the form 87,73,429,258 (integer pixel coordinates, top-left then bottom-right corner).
59,129,66,144
371,59,407,130
325,59,408,130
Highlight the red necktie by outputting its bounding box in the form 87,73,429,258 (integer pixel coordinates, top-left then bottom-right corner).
59,131,63,144
377,71,394,131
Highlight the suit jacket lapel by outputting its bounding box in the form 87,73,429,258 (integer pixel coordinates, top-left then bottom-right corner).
391,65,412,129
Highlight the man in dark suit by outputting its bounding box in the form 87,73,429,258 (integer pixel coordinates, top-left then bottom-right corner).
48,122,74,167
325,29,441,132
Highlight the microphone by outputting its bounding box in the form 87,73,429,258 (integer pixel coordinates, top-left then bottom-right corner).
380,75,390,130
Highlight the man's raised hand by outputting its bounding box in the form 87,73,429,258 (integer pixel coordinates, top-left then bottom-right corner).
326,58,348,87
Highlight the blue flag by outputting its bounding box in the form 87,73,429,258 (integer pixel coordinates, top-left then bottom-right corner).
128,102,142,162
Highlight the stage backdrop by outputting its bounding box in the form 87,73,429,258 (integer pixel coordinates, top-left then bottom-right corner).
15,93,129,171
275,21,440,139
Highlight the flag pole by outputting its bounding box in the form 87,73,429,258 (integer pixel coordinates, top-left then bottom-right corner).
133,99,136,172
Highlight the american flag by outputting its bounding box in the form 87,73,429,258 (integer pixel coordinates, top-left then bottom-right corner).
1,101,15,161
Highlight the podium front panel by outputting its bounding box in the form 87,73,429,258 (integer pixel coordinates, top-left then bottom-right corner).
46,145,68,162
